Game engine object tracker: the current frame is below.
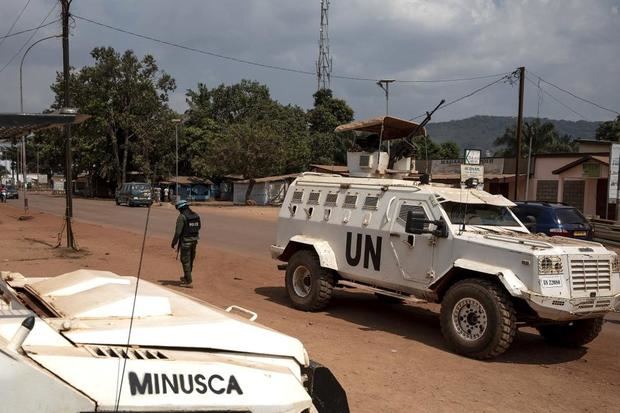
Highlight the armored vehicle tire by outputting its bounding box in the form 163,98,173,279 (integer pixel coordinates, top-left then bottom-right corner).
440,278,516,359
536,317,604,347
285,250,334,311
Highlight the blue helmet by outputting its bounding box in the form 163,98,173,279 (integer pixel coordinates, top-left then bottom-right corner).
175,200,189,210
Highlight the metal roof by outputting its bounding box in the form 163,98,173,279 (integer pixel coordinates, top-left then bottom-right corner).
334,115,427,140
161,176,214,185
0,113,90,140
552,155,609,175
237,173,299,183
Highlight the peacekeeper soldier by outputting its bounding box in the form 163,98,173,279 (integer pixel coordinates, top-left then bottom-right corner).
171,200,201,287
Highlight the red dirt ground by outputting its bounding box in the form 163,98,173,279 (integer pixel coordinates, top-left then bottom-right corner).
1,204,619,412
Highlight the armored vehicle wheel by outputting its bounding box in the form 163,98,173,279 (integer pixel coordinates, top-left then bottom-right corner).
536,317,603,347
285,250,334,311
440,278,516,359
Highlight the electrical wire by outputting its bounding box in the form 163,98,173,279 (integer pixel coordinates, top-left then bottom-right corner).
73,14,513,84
409,74,511,120
0,19,60,41
0,0,32,50
525,75,587,120
527,69,619,116
0,3,59,75
396,72,512,84
74,14,316,77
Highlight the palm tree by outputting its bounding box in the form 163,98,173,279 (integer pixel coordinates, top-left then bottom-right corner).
494,120,575,156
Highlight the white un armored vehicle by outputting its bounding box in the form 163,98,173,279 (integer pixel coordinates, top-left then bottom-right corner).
0,269,348,412
271,116,620,359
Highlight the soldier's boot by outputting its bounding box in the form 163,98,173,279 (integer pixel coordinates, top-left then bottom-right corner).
183,272,193,288
180,272,192,287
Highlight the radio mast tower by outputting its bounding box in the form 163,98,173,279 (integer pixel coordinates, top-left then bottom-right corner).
316,0,332,90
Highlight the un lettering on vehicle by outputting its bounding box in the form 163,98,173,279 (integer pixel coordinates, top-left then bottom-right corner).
345,232,382,271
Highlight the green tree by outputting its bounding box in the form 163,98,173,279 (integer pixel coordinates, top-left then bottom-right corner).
493,120,575,157
306,89,354,165
191,122,287,201
307,89,354,133
438,141,460,159
595,115,620,141
186,80,272,125
47,47,176,189
185,80,311,201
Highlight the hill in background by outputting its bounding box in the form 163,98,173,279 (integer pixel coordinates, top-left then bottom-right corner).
426,115,601,154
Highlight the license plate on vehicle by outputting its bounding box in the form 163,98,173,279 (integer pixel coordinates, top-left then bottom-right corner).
574,231,587,237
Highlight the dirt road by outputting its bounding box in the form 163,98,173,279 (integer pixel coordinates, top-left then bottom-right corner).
1,200,619,412
8,194,276,258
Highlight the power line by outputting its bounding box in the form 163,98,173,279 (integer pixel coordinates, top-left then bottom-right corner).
0,0,32,50
73,14,316,77
0,3,59,75
0,19,60,41
527,69,619,116
73,14,514,85
397,72,512,84
525,75,588,120
409,74,511,120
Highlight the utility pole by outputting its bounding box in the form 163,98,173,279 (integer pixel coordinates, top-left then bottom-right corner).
316,0,332,90
376,79,395,116
61,0,76,249
513,66,525,201
376,79,395,154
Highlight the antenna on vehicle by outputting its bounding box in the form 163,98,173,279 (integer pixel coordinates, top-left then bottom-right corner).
113,203,152,411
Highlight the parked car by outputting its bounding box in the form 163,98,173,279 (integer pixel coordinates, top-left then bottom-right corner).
512,201,593,240
115,182,152,207
4,185,19,199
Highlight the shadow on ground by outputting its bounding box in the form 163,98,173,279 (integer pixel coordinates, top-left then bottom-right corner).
158,279,184,287
255,285,588,365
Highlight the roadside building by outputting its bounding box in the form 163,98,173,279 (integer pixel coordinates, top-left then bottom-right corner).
528,150,611,219
216,175,243,201
161,176,214,202
233,174,299,205
418,140,614,218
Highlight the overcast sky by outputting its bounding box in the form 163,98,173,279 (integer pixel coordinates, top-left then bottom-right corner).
1,0,618,123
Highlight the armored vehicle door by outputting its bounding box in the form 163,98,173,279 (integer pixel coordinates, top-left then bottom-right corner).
388,199,436,286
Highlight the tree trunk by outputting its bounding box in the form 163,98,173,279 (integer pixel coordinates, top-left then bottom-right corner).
121,129,129,184
244,179,255,204
108,122,122,188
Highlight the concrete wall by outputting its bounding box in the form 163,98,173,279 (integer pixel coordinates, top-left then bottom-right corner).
233,181,289,205
530,156,610,216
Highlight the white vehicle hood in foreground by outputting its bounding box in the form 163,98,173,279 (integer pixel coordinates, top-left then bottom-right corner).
12,269,307,365
0,269,316,412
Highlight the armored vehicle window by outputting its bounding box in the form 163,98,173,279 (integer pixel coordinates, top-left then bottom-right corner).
291,191,303,203
343,194,358,208
398,205,429,230
308,192,320,205
442,202,520,226
325,193,338,206
363,196,379,210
